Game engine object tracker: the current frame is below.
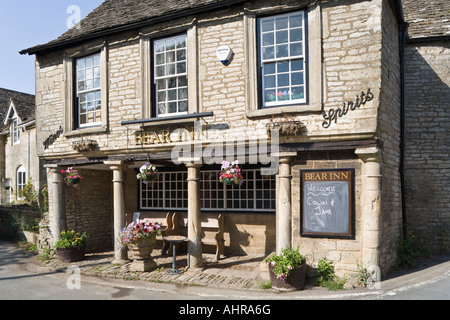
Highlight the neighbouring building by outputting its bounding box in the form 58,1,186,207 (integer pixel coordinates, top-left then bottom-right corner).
20,0,449,279
0,88,42,204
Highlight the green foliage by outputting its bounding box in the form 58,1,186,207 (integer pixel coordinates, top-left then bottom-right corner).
316,258,346,290
396,233,430,269
19,178,39,206
265,246,306,282
54,230,87,249
41,184,49,213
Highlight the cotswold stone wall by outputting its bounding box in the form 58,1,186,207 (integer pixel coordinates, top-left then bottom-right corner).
404,42,450,253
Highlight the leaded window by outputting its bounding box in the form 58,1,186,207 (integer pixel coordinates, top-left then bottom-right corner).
140,169,276,212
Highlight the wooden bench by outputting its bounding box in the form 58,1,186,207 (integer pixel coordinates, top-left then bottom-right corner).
163,212,225,260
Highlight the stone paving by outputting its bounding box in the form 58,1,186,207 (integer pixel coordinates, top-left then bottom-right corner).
39,248,271,290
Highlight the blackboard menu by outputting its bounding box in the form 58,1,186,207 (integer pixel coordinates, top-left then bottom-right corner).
301,169,354,239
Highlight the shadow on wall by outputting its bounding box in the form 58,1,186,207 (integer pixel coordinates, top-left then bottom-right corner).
403,42,450,253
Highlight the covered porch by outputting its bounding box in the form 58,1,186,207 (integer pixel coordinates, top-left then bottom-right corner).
44,152,295,269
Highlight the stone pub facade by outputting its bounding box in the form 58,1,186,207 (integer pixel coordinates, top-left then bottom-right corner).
20,0,449,279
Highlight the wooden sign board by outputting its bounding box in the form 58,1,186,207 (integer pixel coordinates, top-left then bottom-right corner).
300,169,355,239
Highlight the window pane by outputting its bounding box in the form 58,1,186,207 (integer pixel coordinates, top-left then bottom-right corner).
290,43,303,56
179,101,188,112
276,45,288,58
276,30,288,44
262,19,274,32
263,33,274,46
156,53,165,65
275,17,288,30
277,74,289,87
290,28,303,42
291,72,303,85
292,86,304,100
277,61,289,73
263,46,274,60
291,59,303,71
264,63,275,75
290,14,303,28
264,75,275,88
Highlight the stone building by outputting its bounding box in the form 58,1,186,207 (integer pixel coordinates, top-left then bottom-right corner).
20,0,448,278
0,88,42,204
402,0,450,254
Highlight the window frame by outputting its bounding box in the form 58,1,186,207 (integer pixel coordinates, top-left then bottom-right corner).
16,166,26,199
244,4,322,118
257,10,308,108
63,40,108,136
152,33,189,118
12,118,20,145
139,169,276,212
75,52,102,128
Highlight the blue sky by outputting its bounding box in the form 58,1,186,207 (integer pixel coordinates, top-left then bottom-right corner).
0,0,104,94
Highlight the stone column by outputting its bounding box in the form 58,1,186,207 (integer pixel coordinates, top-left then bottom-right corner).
355,147,382,270
185,161,203,269
105,161,128,264
274,152,296,254
46,164,65,243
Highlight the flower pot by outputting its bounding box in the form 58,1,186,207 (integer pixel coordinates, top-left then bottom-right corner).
57,246,86,262
127,237,156,260
127,238,157,272
269,263,306,291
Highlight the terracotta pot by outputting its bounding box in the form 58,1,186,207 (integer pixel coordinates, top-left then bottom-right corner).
127,237,156,260
269,263,306,291
57,246,85,262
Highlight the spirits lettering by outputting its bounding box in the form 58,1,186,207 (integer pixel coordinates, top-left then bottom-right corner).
322,88,374,128
43,126,63,150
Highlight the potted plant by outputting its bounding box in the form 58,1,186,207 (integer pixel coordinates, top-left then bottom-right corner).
61,167,83,187
55,230,87,262
136,162,158,184
118,220,161,271
265,246,307,291
219,160,244,186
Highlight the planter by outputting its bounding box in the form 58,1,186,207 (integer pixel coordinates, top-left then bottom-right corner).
269,263,306,291
127,237,157,272
57,246,86,262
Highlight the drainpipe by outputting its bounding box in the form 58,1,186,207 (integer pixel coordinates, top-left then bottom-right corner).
399,21,409,239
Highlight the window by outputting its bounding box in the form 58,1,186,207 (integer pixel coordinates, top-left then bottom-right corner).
258,11,307,108
140,169,276,212
75,53,101,128
16,166,26,198
12,118,20,144
153,34,188,117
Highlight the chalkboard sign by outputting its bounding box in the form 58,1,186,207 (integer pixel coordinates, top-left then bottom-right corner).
300,169,354,239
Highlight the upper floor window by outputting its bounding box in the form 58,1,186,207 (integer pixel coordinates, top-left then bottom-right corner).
76,53,101,128
16,166,26,198
12,118,20,144
153,34,188,117
258,11,307,108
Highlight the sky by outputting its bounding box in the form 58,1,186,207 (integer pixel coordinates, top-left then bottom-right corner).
0,0,104,94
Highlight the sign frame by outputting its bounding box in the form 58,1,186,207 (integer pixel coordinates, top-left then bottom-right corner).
300,168,355,239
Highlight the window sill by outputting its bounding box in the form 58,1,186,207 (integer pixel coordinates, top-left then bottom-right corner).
246,103,321,119
64,125,108,137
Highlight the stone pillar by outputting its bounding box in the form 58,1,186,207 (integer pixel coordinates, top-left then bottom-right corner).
274,152,296,254
185,161,203,269
46,164,65,243
355,147,382,270
105,161,128,264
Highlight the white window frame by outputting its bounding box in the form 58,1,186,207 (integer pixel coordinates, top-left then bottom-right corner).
140,169,276,212
16,166,26,198
259,11,307,107
75,52,102,128
153,34,188,118
12,118,20,145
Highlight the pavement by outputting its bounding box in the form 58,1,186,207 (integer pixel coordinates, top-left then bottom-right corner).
5,240,450,299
